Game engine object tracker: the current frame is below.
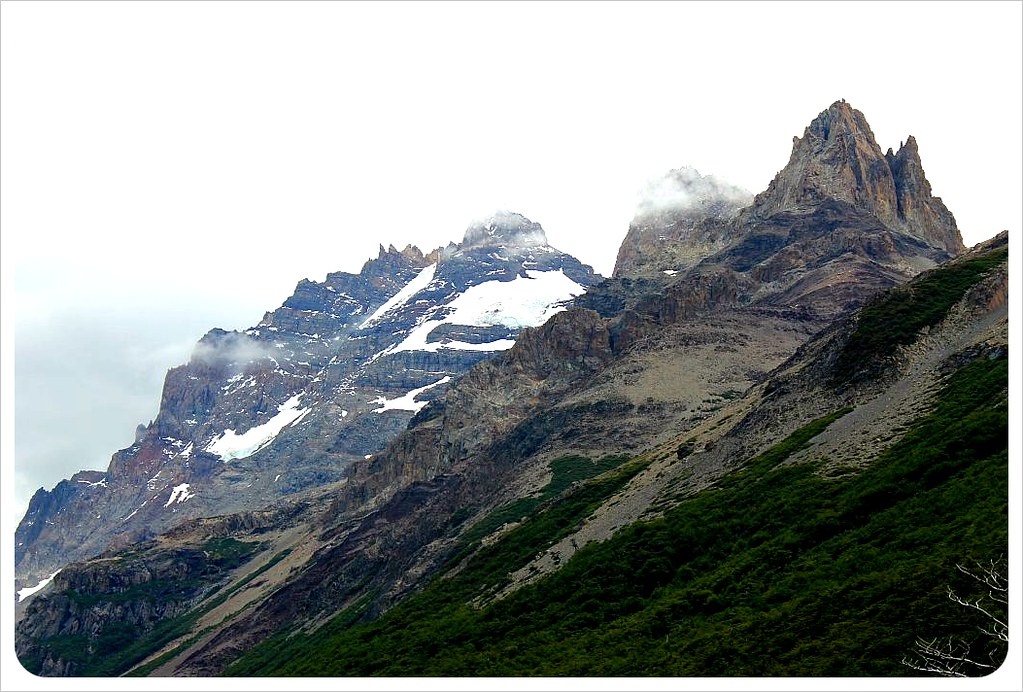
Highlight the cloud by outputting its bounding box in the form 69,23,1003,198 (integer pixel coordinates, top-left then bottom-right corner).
633,166,753,219
10,305,247,525
188,329,276,370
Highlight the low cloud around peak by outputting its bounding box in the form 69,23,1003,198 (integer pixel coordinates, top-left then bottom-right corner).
634,166,752,220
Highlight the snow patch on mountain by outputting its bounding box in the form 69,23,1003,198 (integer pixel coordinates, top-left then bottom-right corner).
359,263,437,329
391,269,585,354
206,395,310,461
164,483,195,507
372,376,452,413
17,569,62,602
122,499,148,522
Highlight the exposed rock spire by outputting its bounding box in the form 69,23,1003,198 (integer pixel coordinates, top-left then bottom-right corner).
885,136,962,254
747,100,963,254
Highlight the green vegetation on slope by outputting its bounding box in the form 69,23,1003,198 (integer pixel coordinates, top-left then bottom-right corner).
833,246,1006,384
125,546,295,677
452,453,632,559
227,355,1007,677
226,454,650,676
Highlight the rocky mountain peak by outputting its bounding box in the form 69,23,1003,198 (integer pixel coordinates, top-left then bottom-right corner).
376,243,426,263
461,211,548,250
749,100,897,218
884,136,963,254
612,168,752,278
15,211,600,590
746,100,963,254
808,98,871,139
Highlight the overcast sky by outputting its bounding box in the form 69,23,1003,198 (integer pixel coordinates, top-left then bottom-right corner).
3,0,1021,585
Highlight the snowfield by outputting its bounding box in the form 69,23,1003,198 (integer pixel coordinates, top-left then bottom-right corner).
17,570,62,602
206,395,310,461
372,376,452,413
391,269,585,353
164,483,195,507
359,263,438,329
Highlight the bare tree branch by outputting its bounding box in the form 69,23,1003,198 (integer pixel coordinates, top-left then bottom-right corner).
902,636,997,677
902,558,1008,677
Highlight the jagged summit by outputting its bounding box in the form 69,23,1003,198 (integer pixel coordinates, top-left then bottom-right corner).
462,211,548,250
373,243,438,265
747,100,962,254
883,136,963,254
750,99,895,217
15,212,601,589
608,101,966,322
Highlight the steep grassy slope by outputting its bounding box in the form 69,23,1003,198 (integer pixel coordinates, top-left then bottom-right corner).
225,353,1008,676
833,245,1008,384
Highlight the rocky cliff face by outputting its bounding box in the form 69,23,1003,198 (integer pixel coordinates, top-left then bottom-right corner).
15,504,309,676
15,213,601,591
336,306,616,512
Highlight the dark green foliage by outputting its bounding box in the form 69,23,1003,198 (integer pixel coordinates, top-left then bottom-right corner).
202,537,263,570
833,247,1006,384
62,538,261,608
126,547,295,677
225,455,649,676
227,355,1006,677
451,454,632,559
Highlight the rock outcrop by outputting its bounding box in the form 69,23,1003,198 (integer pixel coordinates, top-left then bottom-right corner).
606,100,966,346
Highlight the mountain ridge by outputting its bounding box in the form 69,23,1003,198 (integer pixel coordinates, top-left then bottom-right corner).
14,101,1006,680
15,215,601,590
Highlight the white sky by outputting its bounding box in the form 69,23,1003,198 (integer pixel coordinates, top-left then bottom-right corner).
2,2,1021,689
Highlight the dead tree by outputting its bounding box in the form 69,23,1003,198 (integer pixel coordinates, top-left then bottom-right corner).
902,557,1008,677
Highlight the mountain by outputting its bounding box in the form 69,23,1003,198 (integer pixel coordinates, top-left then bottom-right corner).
612,166,754,279
747,100,962,256
14,212,601,591
214,232,1006,677
15,101,1007,678
223,231,1002,677
605,101,962,330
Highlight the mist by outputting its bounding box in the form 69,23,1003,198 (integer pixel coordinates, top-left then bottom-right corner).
633,167,753,219
11,304,253,526
189,330,278,370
